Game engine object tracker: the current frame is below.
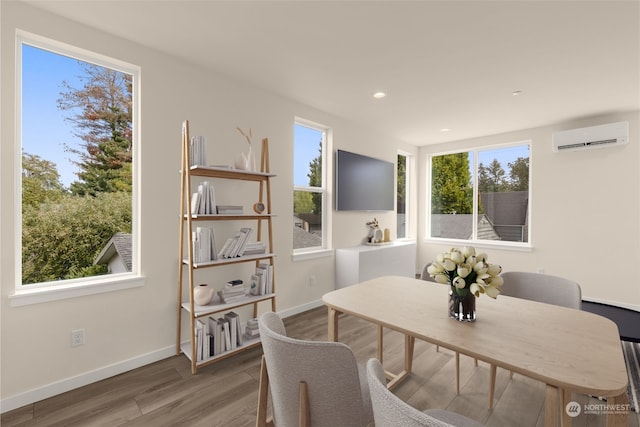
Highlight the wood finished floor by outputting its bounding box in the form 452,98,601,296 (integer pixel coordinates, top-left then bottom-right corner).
3,307,639,427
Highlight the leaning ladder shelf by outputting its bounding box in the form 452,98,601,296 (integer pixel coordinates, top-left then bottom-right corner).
176,120,277,374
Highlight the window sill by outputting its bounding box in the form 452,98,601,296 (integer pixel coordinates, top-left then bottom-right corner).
424,238,533,252
292,248,333,262
8,274,145,307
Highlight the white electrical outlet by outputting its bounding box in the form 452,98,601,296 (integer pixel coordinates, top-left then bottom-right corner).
309,276,316,286
71,329,85,347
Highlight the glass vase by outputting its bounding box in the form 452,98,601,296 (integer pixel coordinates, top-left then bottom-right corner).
449,287,476,322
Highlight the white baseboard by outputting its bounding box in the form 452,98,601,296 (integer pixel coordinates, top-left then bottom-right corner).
277,299,324,319
582,296,640,312
0,345,176,414
0,300,326,414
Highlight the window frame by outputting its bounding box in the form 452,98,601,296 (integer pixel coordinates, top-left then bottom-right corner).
292,118,331,260
10,31,143,306
397,150,412,240
426,140,532,250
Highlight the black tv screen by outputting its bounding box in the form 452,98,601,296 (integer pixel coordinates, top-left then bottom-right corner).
335,149,395,211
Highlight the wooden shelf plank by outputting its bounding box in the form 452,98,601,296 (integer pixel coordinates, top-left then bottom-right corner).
180,337,262,366
183,253,275,269
189,165,276,181
182,293,276,318
184,214,275,221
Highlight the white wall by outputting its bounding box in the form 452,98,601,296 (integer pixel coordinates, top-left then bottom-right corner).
417,112,640,310
0,2,416,410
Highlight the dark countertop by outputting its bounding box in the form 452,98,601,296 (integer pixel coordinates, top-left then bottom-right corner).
582,301,640,342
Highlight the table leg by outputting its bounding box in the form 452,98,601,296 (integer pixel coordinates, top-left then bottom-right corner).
544,384,559,427
455,352,460,395
377,325,384,363
606,392,629,427
405,334,414,373
488,364,497,409
386,334,414,391
560,389,572,427
327,307,340,341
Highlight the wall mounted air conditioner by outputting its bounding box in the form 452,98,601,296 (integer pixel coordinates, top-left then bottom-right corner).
552,121,629,152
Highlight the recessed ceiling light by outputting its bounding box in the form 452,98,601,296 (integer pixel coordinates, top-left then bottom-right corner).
373,92,386,99
512,90,523,96
440,128,450,132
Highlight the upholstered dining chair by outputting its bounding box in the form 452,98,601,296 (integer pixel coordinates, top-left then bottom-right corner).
366,358,484,427
256,311,373,427
487,271,582,409
420,263,477,396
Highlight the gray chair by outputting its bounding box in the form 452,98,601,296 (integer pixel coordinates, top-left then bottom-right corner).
499,271,582,309
487,271,582,408
366,358,484,427
256,312,373,427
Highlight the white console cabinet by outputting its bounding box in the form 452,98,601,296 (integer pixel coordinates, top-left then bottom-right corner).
335,241,417,289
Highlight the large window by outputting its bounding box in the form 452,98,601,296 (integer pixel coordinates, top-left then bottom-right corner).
18,33,139,289
429,142,530,245
293,120,327,252
397,152,411,239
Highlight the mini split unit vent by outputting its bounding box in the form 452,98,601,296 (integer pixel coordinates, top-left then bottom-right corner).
552,121,629,152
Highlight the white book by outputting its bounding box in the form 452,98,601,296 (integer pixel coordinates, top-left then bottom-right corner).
215,318,225,354
197,184,205,215
208,183,217,215
222,319,231,351
236,228,253,257
224,232,242,258
209,228,217,261
250,274,260,296
190,192,201,214
218,238,234,259
224,312,238,350
208,317,219,356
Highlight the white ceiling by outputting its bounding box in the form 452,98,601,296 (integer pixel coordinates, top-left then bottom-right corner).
22,0,640,145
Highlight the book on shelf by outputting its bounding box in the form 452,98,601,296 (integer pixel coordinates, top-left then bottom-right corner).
189,135,207,167
243,241,267,255
224,311,240,350
192,226,217,262
218,227,254,258
216,205,243,215
244,318,260,340
218,281,247,303
222,318,231,351
193,181,217,215
195,318,211,362
249,262,273,296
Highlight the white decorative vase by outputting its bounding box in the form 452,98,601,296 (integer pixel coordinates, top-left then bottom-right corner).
246,145,256,172
234,153,248,170
234,147,256,171
194,283,214,306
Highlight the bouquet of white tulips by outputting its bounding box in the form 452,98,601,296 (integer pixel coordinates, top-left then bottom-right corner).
427,246,503,299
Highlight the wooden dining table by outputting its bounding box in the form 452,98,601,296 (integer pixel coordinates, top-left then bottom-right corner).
322,276,629,427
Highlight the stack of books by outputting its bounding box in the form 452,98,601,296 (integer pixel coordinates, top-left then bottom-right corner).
218,281,247,303
217,205,243,214
244,318,260,340
243,241,267,256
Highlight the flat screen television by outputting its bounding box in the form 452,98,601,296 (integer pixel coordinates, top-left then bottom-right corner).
335,149,395,211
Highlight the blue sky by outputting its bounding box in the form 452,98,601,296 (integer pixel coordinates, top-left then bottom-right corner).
22,44,84,188
293,124,323,187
